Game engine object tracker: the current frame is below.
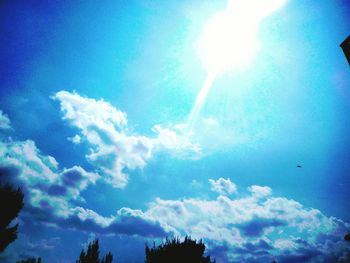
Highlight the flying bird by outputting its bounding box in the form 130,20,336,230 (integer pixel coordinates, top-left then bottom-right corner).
297,165,302,168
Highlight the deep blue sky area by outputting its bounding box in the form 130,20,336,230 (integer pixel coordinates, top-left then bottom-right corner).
1,1,350,262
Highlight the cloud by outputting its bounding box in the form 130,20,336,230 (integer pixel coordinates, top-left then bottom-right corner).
0,139,99,204
53,91,200,188
67,134,81,144
248,185,272,198
107,207,168,237
141,182,350,262
57,206,167,237
152,125,201,159
20,203,167,238
239,218,285,237
209,177,237,195
53,90,148,188
1,109,349,261
0,110,11,130
0,136,169,238
1,133,349,260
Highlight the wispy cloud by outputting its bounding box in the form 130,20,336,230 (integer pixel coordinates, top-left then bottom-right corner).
67,134,81,144
0,110,11,130
152,124,201,159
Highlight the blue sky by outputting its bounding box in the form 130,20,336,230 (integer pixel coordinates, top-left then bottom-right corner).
1,0,350,262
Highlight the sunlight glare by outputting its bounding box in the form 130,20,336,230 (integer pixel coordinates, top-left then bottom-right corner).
187,0,286,129
197,0,286,74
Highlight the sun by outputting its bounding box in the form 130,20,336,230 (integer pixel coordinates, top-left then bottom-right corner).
188,0,287,128
197,11,258,74
197,0,287,74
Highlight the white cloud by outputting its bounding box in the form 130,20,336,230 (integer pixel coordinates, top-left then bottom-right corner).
1,139,59,184
53,91,127,130
274,239,297,250
68,134,81,144
53,91,155,188
0,139,99,217
0,110,11,130
209,177,237,195
70,206,114,227
0,137,166,238
1,134,349,261
248,185,272,198
1,131,344,247
1,101,349,261
140,181,349,261
53,91,201,188
152,125,201,159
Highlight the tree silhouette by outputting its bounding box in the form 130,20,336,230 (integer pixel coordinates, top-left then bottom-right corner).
76,239,113,263
16,257,42,263
145,236,215,263
0,184,24,253
344,233,350,241
340,35,350,65
101,252,113,263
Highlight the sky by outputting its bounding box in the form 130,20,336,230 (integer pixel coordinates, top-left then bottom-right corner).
0,0,350,262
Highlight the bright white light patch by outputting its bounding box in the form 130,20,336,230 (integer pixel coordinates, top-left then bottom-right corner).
188,0,286,129
197,0,286,74
197,11,258,74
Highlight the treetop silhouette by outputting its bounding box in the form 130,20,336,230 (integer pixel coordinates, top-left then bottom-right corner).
76,239,113,263
344,233,350,241
145,236,215,263
16,257,42,263
0,184,24,253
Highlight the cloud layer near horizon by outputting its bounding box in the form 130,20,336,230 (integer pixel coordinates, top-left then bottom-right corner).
0,134,349,262
0,93,349,262
144,186,350,262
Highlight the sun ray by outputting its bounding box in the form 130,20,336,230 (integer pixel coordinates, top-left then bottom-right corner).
186,72,216,130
